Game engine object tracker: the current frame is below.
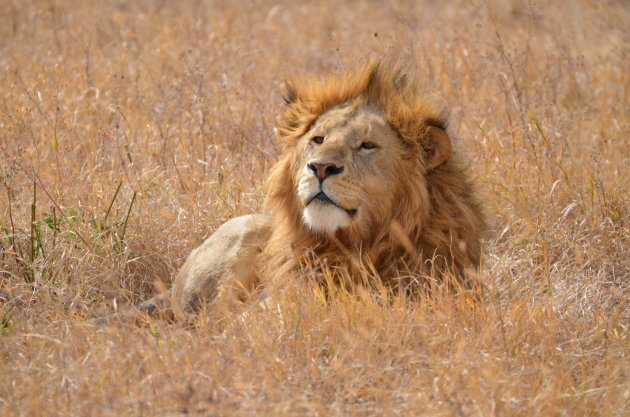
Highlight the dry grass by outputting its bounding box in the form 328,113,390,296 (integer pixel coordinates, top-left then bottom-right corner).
1,0,629,415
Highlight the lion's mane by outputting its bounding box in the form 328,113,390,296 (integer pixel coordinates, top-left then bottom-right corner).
263,59,485,289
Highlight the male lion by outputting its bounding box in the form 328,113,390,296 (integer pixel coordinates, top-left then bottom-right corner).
94,60,485,323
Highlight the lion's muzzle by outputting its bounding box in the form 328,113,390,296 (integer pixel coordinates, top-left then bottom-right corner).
307,191,358,217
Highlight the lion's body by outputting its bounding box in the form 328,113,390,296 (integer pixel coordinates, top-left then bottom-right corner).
94,59,485,323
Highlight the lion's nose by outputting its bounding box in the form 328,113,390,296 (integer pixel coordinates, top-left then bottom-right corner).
308,162,344,182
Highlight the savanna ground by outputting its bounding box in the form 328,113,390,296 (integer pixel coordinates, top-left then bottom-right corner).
1,0,629,415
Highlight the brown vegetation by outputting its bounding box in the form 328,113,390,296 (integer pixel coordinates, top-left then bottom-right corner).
0,0,628,415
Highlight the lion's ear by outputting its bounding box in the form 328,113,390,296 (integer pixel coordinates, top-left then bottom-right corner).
280,81,297,105
424,126,452,171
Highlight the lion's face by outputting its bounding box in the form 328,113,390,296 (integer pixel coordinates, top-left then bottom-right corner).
266,60,484,280
294,102,408,235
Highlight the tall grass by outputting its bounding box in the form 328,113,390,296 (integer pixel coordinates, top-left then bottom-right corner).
1,0,628,415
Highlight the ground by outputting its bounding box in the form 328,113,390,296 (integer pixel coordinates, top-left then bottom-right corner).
0,1,628,416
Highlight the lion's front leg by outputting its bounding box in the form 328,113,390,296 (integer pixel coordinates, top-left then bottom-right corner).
171,214,274,316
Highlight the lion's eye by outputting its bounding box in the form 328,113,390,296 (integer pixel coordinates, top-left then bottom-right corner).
360,141,378,150
311,136,324,144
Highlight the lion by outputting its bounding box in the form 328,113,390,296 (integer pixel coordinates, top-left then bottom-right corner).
92,59,485,323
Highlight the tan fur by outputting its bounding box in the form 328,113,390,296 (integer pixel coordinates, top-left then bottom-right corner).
171,214,274,314
264,59,485,291
92,59,485,323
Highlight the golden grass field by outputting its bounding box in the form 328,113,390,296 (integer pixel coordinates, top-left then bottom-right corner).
1,0,629,415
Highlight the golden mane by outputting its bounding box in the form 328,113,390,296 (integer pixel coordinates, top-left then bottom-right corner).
276,59,447,148
264,59,485,290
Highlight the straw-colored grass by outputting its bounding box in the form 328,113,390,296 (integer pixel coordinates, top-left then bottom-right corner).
1,1,628,415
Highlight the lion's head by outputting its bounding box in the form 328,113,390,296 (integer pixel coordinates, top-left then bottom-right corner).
264,59,485,286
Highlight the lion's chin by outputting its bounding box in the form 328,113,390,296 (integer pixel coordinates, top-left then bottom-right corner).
302,202,352,235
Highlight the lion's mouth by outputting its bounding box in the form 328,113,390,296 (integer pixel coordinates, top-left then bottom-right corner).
307,192,357,216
